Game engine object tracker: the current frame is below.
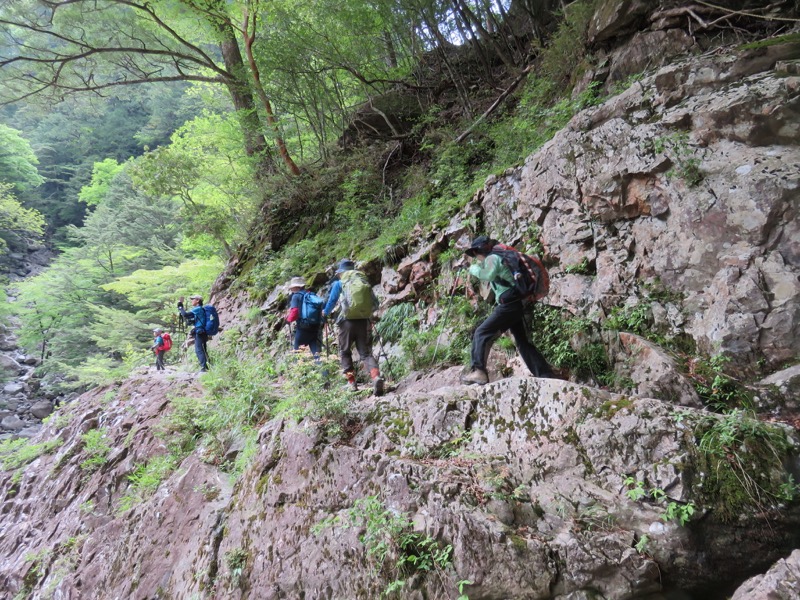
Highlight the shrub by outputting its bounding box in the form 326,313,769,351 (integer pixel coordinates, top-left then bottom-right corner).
79,428,111,473
275,353,354,436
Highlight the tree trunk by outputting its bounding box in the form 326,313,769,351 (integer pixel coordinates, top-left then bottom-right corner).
215,18,276,178
242,10,302,176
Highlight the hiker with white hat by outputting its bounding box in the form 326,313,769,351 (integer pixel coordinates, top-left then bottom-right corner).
286,276,324,359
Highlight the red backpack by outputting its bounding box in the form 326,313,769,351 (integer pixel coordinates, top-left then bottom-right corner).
161,332,173,352
490,243,550,302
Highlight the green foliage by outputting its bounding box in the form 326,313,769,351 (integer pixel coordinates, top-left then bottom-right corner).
162,350,277,474
691,409,797,521
275,354,355,437
623,477,695,526
78,158,124,206
79,428,112,473
397,298,476,372
689,354,753,411
529,304,612,384
11,154,220,383
0,182,45,255
652,131,703,186
315,495,454,597
739,32,800,50
0,437,62,471
102,258,222,326
130,113,258,256
0,124,45,192
634,534,650,555
0,181,45,255
538,0,599,93
375,304,417,344
117,454,180,513
486,79,601,170
604,302,652,336
225,548,249,588
563,258,592,275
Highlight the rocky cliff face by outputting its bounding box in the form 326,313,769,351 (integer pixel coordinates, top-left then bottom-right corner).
1,13,799,600
2,367,798,599
473,45,799,372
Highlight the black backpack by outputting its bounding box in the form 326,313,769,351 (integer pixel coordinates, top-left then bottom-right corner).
490,243,550,302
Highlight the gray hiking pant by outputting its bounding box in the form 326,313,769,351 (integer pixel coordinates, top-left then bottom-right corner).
337,319,378,374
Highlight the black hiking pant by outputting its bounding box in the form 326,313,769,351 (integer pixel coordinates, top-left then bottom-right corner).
471,300,553,378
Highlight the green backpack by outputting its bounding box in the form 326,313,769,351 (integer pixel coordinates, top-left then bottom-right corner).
340,270,376,319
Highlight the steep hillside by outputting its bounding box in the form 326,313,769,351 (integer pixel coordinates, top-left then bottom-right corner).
1,2,800,599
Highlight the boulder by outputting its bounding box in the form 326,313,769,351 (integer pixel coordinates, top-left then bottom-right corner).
0,354,23,377
588,0,656,43
30,400,54,420
0,334,17,351
613,332,703,407
3,382,26,396
757,364,800,411
1,415,25,431
731,549,800,600
16,425,42,439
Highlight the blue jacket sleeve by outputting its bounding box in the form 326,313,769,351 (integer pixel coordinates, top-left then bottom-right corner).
323,281,341,316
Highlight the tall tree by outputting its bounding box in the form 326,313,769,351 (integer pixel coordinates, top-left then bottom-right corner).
0,0,292,176
0,183,45,255
0,124,44,192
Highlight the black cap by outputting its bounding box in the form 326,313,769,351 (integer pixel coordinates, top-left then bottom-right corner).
464,236,496,257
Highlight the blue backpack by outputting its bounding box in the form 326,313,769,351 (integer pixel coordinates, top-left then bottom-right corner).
202,305,220,336
299,292,324,327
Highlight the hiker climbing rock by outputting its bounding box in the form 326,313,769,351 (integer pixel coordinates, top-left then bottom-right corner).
178,294,210,372
151,328,171,371
286,276,323,360
461,236,554,385
323,259,385,395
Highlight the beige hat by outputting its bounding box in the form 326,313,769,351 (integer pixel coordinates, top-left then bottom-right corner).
288,277,306,289
189,294,203,300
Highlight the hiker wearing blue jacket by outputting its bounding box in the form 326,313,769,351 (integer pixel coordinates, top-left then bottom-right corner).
178,294,209,372
323,259,384,395
286,277,322,359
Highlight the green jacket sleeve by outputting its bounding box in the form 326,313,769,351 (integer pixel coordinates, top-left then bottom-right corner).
468,254,513,303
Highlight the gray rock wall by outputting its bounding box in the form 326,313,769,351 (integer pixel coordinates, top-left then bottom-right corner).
472,47,799,371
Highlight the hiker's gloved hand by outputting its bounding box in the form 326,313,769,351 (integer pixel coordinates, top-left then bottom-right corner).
177,301,183,308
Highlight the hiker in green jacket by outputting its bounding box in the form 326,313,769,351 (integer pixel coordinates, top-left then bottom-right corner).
323,259,384,395
462,236,554,385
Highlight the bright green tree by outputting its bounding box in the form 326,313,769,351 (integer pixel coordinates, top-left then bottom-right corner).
0,124,44,192
0,182,45,254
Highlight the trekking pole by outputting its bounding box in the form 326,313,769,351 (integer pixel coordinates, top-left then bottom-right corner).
374,332,393,380
432,271,462,363
324,320,330,359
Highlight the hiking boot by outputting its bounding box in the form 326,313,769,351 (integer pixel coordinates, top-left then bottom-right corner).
461,369,489,385
370,368,385,396
344,371,357,392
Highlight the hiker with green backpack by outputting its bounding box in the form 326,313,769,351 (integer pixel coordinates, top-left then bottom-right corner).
322,259,385,395
461,236,554,385
286,276,323,360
